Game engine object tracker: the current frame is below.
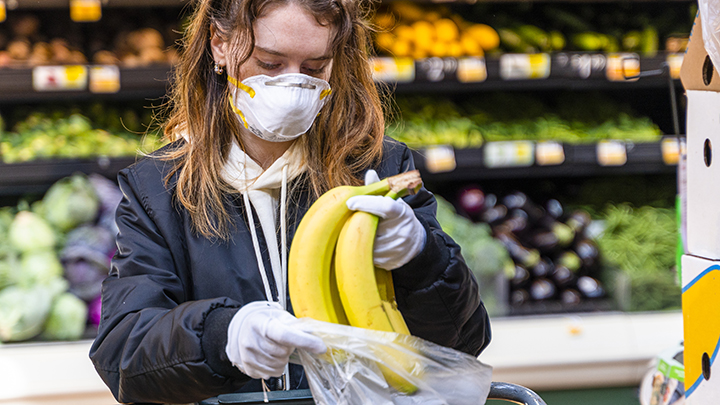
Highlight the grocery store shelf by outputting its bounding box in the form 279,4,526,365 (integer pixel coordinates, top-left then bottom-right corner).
0,53,681,103
411,138,680,182
0,311,682,402
389,53,683,94
0,66,171,104
0,156,137,196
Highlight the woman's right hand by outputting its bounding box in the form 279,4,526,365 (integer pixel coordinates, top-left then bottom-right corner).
225,301,326,380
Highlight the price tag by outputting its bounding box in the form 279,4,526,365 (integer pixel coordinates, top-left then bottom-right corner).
484,141,534,168
89,65,121,93
499,53,551,80
370,57,415,83
457,57,487,83
535,141,565,166
423,145,456,173
606,53,640,82
32,65,88,91
553,53,606,79
70,0,102,22
416,57,458,82
596,140,627,166
667,53,684,80
0,1,6,23
661,136,681,165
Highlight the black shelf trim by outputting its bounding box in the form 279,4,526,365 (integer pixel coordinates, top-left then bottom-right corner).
411,138,680,182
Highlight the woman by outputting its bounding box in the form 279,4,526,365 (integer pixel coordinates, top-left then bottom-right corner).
89,0,491,403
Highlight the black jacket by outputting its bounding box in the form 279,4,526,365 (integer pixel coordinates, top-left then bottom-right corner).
89,138,491,404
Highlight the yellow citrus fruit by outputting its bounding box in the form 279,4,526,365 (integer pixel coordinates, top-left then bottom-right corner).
375,32,396,52
424,11,442,22
394,25,415,42
412,47,428,60
447,41,464,58
460,33,484,57
390,1,425,22
429,41,448,58
466,24,500,51
434,18,459,43
390,39,412,58
411,20,436,50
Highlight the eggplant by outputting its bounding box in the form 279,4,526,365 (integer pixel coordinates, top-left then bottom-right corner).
457,185,485,220
530,278,557,301
495,231,541,268
510,289,531,307
577,276,605,298
550,264,576,288
560,288,582,305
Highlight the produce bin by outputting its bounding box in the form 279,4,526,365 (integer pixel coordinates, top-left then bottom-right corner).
199,382,546,405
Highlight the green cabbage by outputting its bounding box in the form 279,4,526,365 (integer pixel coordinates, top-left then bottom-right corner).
0,278,67,342
8,211,57,253
41,292,88,341
41,174,99,232
15,250,64,287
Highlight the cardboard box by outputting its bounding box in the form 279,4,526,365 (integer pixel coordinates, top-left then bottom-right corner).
681,254,720,404
682,13,720,260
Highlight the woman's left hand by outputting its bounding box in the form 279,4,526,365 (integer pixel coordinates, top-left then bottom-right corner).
345,170,426,270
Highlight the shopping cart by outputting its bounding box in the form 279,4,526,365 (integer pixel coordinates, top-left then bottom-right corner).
200,381,546,404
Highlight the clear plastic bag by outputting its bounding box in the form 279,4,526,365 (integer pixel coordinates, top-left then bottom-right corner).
699,0,720,71
291,318,493,405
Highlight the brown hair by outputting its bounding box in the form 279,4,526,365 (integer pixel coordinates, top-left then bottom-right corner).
160,0,385,240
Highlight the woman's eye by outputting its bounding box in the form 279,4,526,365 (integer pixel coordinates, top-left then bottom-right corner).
303,66,326,75
256,60,280,71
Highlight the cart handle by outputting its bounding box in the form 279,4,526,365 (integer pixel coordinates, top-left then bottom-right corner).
488,382,547,405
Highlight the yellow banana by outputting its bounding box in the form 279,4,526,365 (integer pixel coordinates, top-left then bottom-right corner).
334,201,419,394
288,171,422,324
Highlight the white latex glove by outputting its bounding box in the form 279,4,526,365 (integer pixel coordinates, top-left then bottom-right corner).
226,301,326,380
346,169,427,270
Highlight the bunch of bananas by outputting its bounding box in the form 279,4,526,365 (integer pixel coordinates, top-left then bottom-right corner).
288,170,423,393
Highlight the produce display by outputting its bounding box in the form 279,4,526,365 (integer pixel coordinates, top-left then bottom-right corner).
435,195,513,316
387,93,662,148
0,108,165,163
453,186,605,312
373,1,695,58
0,10,181,68
0,173,122,342
595,203,680,312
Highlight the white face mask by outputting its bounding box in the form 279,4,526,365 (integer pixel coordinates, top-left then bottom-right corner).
228,73,332,142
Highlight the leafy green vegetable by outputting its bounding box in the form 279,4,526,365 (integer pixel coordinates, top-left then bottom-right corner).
41,292,88,341
0,278,67,342
16,250,64,288
40,174,99,232
8,211,57,253
596,203,680,311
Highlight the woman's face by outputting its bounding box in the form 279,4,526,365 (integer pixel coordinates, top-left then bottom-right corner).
213,3,335,82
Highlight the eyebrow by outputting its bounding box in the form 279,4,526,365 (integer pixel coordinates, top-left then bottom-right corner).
255,45,332,61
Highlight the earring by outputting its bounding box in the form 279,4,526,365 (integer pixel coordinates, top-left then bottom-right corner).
214,63,224,75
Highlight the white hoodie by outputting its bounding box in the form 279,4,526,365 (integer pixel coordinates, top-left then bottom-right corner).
220,141,306,310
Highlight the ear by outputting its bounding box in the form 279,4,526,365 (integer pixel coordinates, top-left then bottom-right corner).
210,25,227,67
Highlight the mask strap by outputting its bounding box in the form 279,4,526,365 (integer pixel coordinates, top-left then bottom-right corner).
228,94,249,129
227,75,256,98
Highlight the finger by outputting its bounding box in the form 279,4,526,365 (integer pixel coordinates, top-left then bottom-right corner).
346,195,402,219
364,169,381,185
266,321,327,354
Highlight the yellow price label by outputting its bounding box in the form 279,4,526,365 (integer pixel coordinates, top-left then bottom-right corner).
662,136,681,165
484,141,535,168
667,53,684,80
70,0,102,22
457,57,487,83
423,145,456,173
32,65,88,91
499,53,550,80
535,141,565,166
606,53,640,82
370,57,415,83
90,65,121,93
0,1,6,23
597,140,627,166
